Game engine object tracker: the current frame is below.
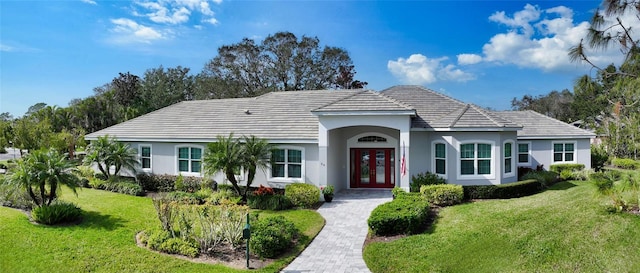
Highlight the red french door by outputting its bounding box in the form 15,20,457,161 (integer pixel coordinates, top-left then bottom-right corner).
350,148,395,188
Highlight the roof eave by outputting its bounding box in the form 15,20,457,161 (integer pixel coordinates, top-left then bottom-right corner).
311,110,416,116
517,135,596,140
84,136,319,144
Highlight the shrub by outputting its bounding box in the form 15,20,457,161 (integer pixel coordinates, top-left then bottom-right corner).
146,229,172,250
559,169,574,181
102,179,145,196
31,201,82,225
573,169,595,181
0,179,34,209
285,183,320,208
410,172,446,192
367,193,430,236
250,216,298,258
159,237,199,258
391,187,406,198
420,184,463,206
136,174,177,192
522,170,558,187
166,191,202,205
463,179,543,199
591,145,609,172
207,188,241,205
247,194,292,210
612,158,640,170
550,163,585,174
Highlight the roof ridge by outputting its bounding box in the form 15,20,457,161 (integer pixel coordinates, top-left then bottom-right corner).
450,104,470,127
311,89,368,111
373,90,415,110
469,104,505,127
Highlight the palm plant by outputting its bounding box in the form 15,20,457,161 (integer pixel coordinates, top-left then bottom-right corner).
84,135,113,178
203,134,244,196
8,148,80,206
84,135,138,179
108,141,139,177
241,135,273,200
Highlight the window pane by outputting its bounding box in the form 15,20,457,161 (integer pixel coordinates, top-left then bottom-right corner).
272,164,285,177
461,144,475,159
142,146,151,157
554,144,563,152
288,164,302,178
288,149,302,163
436,159,446,174
565,152,574,162
178,147,189,159
518,154,529,163
461,160,474,175
191,161,201,173
504,143,512,157
518,143,529,153
478,160,491,174
554,153,563,162
477,144,491,159
191,148,202,160
565,143,574,152
435,143,445,158
504,158,512,173
142,158,151,169
272,149,285,163
178,160,189,172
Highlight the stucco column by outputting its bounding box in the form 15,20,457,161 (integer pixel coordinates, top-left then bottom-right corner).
318,122,328,189
399,120,411,191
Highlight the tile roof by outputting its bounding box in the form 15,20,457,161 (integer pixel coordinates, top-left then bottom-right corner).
495,110,595,138
312,90,414,113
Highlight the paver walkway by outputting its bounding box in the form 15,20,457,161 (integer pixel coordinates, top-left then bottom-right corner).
282,189,392,273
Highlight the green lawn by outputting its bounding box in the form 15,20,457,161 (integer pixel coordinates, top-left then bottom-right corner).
0,188,324,273
364,181,640,273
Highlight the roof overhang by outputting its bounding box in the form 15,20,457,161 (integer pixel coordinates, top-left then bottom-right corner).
84,136,319,144
517,135,596,140
411,127,522,132
311,110,416,116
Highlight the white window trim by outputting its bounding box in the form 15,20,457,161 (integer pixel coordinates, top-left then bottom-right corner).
517,141,532,167
431,141,447,179
139,144,152,173
503,140,515,178
551,141,577,164
456,140,496,180
269,146,305,183
175,144,204,177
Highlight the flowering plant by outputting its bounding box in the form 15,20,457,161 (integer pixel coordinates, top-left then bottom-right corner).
254,185,275,196
321,185,334,195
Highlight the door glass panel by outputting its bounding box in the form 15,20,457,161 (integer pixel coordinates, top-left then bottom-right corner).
376,150,385,184
390,151,395,185
360,151,370,184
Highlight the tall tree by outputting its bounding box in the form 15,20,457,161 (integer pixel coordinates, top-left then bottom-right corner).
511,89,575,122
140,65,195,112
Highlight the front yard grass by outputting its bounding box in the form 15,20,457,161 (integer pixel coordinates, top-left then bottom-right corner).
364,181,640,272
0,187,323,273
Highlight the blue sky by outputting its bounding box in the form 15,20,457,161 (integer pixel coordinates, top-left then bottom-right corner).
0,0,620,117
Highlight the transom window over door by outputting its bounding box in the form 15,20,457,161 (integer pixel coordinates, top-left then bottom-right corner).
553,142,575,162
272,148,303,179
460,143,492,176
178,147,202,173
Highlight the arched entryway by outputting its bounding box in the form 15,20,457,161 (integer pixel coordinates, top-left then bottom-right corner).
347,132,397,188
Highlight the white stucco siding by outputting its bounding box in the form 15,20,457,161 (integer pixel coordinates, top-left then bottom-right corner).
409,132,430,176
526,138,592,171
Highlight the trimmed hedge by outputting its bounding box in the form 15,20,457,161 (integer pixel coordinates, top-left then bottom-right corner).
284,183,320,209
250,216,298,258
420,184,463,206
368,193,430,236
550,163,585,173
136,174,212,192
522,170,558,187
31,201,83,225
612,158,640,170
463,179,542,200
410,172,446,192
247,194,292,211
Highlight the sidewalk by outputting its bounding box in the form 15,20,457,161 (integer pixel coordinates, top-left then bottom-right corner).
282,190,392,273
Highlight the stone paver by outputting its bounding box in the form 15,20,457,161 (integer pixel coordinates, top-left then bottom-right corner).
282,189,392,273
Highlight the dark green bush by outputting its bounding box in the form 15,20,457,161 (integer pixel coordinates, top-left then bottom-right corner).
410,172,446,192
612,158,640,170
367,193,430,236
174,175,203,192
31,201,83,225
159,237,199,258
522,170,558,187
420,184,463,206
591,145,609,172
463,179,542,199
166,191,203,205
250,216,298,258
136,174,176,192
550,163,585,173
145,229,171,250
284,183,320,208
102,179,145,196
590,169,622,182
206,188,240,205
247,194,292,210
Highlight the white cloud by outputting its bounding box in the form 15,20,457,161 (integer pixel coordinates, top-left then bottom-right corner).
388,54,475,84
110,18,164,44
476,4,631,72
81,0,97,5
134,0,220,25
1,43,14,52
457,54,482,65
203,17,218,25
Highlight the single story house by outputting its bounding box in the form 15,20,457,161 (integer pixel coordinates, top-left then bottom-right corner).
85,85,595,191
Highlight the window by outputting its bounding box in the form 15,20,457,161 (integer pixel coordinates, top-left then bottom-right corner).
271,148,303,179
504,142,514,176
433,142,446,175
518,143,530,165
460,143,492,176
178,146,202,173
140,145,152,171
553,142,575,163
358,136,387,142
